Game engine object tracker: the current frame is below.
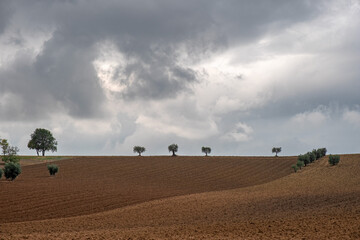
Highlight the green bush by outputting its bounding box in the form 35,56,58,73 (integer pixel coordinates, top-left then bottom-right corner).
2,154,20,163
315,149,322,159
0,168,3,179
296,160,304,170
307,152,316,163
319,148,327,158
47,164,59,176
291,164,298,173
328,154,340,166
298,154,310,166
313,149,320,160
4,162,21,181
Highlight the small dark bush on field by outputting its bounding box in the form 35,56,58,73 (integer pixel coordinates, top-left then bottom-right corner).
4,162,21,181
47,164,59,176
291,164,298,172
328,154,340,166
0,168,3,179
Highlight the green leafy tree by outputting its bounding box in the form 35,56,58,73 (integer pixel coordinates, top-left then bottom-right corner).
312,149,320,160
28,128,57,156
319,148,327,157
0,138,10,156
316,149,323,159
291,164,298,173
27,139,39,156
307,151,316,163
328,154,340,166
298,154,310,167
201,146,211,156
272,147,281,157
1,139,20,163
47,164,59,176
133,146,146,156
168,144,178,157
4,162,21,181
296,160,304,170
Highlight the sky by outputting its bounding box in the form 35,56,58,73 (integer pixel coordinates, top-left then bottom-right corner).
0,0,359,156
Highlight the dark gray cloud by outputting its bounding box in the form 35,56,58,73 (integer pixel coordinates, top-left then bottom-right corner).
212,0,322,44
0,1,12,34
2,0,359,156
0,0,327,121
0,38,105,121
33,31,105,118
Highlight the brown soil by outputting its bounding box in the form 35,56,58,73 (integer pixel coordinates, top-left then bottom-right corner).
1,155,359,239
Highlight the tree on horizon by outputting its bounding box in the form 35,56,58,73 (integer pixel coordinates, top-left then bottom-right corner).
133,146,146,156
168,144,178,157
28,128,57,156
201,146,211,156
272,147,281,157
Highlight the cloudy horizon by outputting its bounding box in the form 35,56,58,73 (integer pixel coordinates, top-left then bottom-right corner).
0,0,359,156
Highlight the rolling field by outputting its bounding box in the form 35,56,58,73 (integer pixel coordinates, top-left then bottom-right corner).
1,155,359,239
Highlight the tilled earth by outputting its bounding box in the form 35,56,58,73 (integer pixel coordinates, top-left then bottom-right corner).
1,155,359,239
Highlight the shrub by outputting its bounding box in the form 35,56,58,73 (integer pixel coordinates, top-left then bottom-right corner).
315,149,322,159
296,160,304,170
47,164,59,176
319,148,327,157
1,143,20,163
4,162,21,181
328,154,340,166
298,154,310,166
313,149,320,160
2,154,20,163
0,168,3,179
291,164,298,173
307,152,316,163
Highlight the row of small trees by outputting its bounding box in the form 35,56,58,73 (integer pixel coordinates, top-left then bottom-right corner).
135,145,283,157
292,148,327,172
133,144,212,157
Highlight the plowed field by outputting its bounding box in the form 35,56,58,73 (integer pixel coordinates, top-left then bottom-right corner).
0,156,295,223
1,155,359,239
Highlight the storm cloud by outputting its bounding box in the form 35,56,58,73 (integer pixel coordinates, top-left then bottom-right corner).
0,0,359,156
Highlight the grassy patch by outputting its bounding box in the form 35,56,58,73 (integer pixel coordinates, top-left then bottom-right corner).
19,156,71,161
1,156,73,166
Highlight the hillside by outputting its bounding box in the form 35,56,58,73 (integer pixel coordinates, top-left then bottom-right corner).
1,155,359,239
0,156,295,222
